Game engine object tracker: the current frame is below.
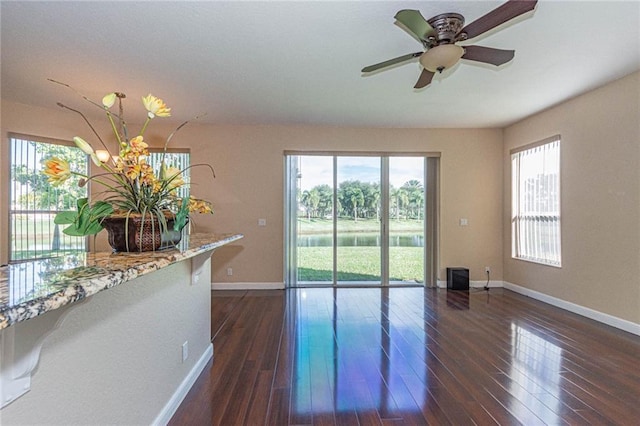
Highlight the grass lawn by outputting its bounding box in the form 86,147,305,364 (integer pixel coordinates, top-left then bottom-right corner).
297,246,424,283
10,214,85,260
297,218,424,283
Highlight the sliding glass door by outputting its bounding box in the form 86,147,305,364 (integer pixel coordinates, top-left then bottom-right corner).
389,157,425,284
295,155,334,283
285,153,438,287
336,157,382,283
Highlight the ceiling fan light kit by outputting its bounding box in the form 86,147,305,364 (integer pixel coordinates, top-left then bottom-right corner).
419,44,464,73
362,0,538,89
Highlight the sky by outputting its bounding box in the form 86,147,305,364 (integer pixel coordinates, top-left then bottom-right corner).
298,156,424,190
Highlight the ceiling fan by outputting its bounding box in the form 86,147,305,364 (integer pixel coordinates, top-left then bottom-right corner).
362,0,538,89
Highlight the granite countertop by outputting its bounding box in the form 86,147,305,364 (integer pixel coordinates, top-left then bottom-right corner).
0,233,243,331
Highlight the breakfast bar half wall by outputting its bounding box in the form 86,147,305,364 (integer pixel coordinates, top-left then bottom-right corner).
0,233,243,425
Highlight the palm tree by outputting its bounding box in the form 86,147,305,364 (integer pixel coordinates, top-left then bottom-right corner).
315,184,333,218
350,188,364,221
391,187,409,220
365,182,381,220
301,188,320,219
402,180,424,220
338,180,365,221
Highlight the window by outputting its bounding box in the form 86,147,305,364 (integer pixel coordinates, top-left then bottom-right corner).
8,134,88,262
147,149,191,200
511,136,561,266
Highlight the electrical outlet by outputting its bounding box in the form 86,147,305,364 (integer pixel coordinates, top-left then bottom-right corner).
182,341,188,363
485,266,491,273
227,267,233,276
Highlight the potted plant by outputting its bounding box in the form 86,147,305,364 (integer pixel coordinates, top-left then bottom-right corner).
42,81,214,252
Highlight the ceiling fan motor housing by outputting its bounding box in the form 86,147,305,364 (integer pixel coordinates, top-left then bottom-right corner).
426,13,466,46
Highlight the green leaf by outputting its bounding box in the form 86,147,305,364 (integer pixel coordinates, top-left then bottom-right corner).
61,223,84,236
89,201,114,220
58,197,115,236
54,211,76,225
92,200,114,214
82,221,106,236
76,197,89,210
174,198,190,232
76,205,90,233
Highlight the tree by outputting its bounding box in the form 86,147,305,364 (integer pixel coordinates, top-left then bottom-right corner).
350,188,364,221
402,180,424,220
315,184,333,218
362,182,380,220
300,188,320,219
391,187,409,220
337,180,365,221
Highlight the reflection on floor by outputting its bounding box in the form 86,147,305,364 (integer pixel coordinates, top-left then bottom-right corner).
171,287,640,425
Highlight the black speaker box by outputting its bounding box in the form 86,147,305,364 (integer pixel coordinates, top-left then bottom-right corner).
446,267,469,291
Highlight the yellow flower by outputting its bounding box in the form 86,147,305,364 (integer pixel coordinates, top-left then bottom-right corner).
152,180,163,193
129,136,148,154
43,157,71,186
138,163,156,185
122,150,136,163
125,164,142,180
113,156,124,172
102,93,116,108
140,173,156,187
142,94,171,118
164,166,185,190
73,136,94,155
188,197,213,214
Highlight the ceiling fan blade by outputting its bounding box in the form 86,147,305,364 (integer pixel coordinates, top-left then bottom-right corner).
460,0,538,41
362,52,422,73
462,45,515,66
395,10,436,42
414,69,435,89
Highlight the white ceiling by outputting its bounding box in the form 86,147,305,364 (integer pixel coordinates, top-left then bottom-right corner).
1,1,639,129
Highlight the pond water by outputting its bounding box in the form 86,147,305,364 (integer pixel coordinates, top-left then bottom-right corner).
298,233,423,247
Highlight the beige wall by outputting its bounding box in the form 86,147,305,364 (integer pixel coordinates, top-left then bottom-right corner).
1,100,504,284
503,71,640,324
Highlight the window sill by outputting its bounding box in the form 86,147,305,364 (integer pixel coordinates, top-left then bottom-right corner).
512,256,562,268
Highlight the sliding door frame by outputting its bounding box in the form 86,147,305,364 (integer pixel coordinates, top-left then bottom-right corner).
285,151,440,288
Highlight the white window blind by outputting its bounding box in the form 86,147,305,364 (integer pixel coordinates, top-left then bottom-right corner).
511,137,561,266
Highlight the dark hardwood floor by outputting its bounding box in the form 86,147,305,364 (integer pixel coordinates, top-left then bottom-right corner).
169,287,640,425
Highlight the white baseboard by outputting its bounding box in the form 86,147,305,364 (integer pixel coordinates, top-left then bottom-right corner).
504,281,640,337
153,343,213,426
211,282,285,290
436,280,504,289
